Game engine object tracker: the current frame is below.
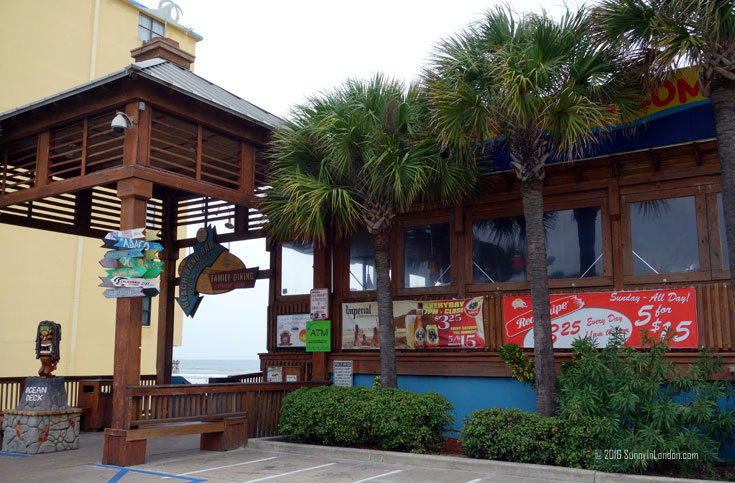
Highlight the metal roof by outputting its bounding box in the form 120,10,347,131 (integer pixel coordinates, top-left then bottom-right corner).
0,59,282,131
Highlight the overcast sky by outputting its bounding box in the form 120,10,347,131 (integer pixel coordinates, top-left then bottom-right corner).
168,0,573,361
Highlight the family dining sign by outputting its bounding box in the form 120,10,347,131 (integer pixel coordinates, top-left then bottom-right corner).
177,226,259,317
503,288,698,349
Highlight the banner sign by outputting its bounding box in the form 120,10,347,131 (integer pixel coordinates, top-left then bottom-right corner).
503,289,698,349
341,297,485,350
306,320,331,352
208,267,258,291
310,288,329,320
276,314,309,348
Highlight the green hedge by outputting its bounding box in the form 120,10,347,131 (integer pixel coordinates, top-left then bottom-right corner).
460,407,602,468
279,385,454,453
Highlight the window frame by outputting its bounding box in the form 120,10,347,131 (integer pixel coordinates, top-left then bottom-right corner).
343,232,379,298
621,186,711,284
141,296,151,327
466,196,613,292
707,190,730,280
138,13,166,42
395,211,456,296
276,240,315,299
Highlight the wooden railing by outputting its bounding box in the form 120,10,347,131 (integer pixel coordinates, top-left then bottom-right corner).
225,372,264,383
0,375,156,413
128,381,329,438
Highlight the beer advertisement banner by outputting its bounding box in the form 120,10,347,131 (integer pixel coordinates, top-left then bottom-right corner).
342,297,485,350
503,288,698,349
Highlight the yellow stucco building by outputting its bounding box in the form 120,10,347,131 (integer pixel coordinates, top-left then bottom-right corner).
0,0,200,376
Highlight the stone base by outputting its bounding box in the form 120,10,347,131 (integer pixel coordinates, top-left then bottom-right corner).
1,408,81,454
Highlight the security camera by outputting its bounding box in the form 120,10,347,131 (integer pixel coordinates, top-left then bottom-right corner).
111,112,134,134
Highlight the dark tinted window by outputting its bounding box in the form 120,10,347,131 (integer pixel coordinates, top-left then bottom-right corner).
630,196,699,274
472,216,527,283
350,233,376,291
546,207,603,279
404,224,450,288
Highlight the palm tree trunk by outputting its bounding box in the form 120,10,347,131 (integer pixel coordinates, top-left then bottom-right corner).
521,176,556,416
371,230,397,388
711,85,735,309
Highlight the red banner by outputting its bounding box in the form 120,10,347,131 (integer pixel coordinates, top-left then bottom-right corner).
503,289,697,349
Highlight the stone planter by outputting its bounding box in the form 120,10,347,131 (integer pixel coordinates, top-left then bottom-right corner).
2,408,82,454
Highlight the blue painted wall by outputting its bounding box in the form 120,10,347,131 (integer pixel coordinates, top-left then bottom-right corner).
353,374,735,460
353,374,535,434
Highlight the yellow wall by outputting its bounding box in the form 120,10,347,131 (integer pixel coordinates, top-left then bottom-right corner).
0,0,197,376
0,0,200,112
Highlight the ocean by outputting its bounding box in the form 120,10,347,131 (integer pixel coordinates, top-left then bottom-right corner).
175,359,261,384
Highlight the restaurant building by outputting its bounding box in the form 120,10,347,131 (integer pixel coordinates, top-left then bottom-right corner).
262,67,735,427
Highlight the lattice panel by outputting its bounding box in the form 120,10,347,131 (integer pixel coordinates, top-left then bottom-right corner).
201,127,240,190
150,111,197,178
2,135,37,195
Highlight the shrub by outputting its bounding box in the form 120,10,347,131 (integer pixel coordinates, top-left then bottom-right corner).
460,407,602,468
557,330,735,475
279,385,454,453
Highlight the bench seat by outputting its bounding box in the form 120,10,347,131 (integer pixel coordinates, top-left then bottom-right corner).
103,414,247,467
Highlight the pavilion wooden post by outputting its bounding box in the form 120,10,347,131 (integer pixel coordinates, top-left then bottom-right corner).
156,195,178,385
311,242,331,380
103,177,152,466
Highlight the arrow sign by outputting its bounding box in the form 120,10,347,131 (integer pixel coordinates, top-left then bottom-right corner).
119,258,162,269
145,249,161,260
145,230,160,241
105,228,145,240
99,258,119,269
114,237,164,252
144,265,164,278
99,277,160,289
104,248,144,260
101,238,118,249
106,266,148,278
103,287,159,298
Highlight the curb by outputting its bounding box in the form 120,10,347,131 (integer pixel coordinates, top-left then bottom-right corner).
246,438,724,483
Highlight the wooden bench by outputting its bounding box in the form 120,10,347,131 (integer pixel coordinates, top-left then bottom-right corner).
103,414,247,466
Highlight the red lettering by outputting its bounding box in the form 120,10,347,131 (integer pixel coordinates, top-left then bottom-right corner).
652,81,676,107
677,77,700,104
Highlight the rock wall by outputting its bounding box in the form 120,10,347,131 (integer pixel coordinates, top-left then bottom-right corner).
1,410,80,454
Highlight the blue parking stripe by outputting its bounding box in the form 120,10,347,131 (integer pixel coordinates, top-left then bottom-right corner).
90,464,207,482
0,451,30,458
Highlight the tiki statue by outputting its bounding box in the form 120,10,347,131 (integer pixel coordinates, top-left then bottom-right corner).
35,320,61,377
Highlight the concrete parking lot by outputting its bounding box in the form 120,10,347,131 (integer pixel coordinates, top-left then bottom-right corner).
0,433,724,483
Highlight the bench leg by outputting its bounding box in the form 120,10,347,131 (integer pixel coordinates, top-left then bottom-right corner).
103,429,146,466
200,417,248,452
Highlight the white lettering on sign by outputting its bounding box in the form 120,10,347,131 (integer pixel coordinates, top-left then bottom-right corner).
25,394,44,402
24,386,48,394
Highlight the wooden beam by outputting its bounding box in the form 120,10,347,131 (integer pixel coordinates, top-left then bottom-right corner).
240,142,255,195
136,103,151,167
110,178,151,432
122,102,139,166
35,131,50,187
156,195,178,385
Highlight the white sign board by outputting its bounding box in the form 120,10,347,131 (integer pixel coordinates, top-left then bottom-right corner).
310,288,329,320
276,314,309,348
333,360,353,387
267,366,283,382
286,374,297,382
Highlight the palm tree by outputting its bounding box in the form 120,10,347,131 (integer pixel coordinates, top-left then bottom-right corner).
262,75,477,388
425,7,642,415
595,0,735,306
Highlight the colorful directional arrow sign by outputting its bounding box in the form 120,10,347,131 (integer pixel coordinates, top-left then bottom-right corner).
103,287,159,298
99,277,160,289
100,227,162,298
114,237,164,252
104,248,145,259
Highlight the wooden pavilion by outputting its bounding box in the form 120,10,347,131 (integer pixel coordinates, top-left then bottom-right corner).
0,38,322,465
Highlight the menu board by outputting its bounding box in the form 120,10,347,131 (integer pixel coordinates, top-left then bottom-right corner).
503,288,698,348
342,298,485,350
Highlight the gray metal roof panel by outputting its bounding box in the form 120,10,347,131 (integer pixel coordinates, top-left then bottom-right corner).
135,60,282,129
0,60,282,131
